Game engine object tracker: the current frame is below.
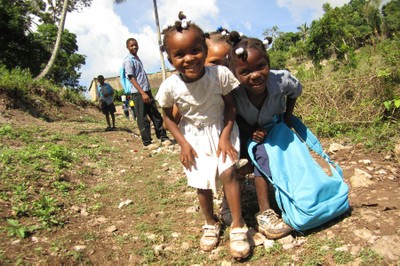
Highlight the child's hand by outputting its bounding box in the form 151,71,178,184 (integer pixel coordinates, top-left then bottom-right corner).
180,142,198,171
252,129,267,143
141,92,151,104
217,138,238,163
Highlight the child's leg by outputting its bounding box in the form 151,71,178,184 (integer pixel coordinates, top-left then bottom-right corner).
111,112,116,128
253,147,292,239
197,189,216,225
254,175,271,212
219,167,244,228
105,113,111,128
220,166,250,259
197,188,221,252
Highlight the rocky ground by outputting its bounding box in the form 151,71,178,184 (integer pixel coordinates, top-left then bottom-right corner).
0,100,399,265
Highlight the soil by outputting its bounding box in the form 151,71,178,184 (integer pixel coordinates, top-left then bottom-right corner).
0,97,399,265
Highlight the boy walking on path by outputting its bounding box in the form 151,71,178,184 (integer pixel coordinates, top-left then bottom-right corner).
122,38,171,150
97,75,116,131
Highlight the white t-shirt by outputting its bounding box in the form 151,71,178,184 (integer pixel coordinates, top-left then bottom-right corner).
156,66,240,192
156,65,240,126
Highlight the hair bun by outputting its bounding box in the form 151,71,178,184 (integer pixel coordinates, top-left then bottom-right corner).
178,11,186,20
229,31,241,44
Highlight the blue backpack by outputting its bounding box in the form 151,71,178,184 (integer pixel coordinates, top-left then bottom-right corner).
120,66,131,94
120,55,137,94
248,116,350,232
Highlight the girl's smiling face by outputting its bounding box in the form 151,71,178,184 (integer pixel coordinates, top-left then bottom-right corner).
166,28,207,83
234,47,270,95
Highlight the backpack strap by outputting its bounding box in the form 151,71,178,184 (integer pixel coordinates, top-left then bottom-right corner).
290,116,343,177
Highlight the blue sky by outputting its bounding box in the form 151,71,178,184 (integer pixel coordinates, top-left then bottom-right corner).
65,0,351,93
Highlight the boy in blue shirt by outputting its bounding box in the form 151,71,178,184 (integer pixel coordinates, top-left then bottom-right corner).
97,75,116,131
122,38,171,149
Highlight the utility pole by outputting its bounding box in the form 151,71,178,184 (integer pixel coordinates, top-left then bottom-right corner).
152,0,166,80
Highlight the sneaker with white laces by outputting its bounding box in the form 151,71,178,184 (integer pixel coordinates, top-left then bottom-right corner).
229,226,250,259
200,222,221,252
256,209,292,239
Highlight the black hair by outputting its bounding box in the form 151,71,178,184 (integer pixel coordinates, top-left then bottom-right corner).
227,31,271,74
97,75,104,79
160,11,207,54
205,27,230,45
126,37,137,47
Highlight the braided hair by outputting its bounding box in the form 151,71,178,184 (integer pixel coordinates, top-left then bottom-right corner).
160,11,207,54
227,31,271,74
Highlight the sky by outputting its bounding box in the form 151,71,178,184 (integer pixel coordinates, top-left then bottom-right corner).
64,0,352,92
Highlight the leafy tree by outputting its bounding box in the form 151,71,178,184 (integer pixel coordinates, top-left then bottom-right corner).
382,0,400,37
271,32,301,52
0,0,89,88
28,0,92,24
0,0,44,70
306,0,373,65
33,24,85,88
25,0,92,81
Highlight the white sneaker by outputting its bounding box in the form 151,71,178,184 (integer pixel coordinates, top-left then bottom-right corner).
200,222,221,252
229,226,250,259
256,209,292,239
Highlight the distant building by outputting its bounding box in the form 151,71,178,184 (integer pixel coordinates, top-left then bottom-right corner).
88,71,174,101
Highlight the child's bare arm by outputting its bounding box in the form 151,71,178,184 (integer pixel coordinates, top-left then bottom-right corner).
162,107,197,171
218,92,238,163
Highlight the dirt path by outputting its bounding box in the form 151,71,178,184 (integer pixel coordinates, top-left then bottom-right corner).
1,105,399,265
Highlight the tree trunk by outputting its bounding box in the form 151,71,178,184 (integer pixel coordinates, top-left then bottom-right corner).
35,0,69,80
152,0,166,81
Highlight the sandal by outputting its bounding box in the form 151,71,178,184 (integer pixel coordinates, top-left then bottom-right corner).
200,222,221,252
229,226,250,259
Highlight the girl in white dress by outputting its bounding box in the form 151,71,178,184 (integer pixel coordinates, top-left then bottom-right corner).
155,13,250,259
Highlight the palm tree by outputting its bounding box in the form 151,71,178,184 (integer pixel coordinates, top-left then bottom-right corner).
297,23,309,42
364,0,383,39
115,0,166,81
35,0,69,80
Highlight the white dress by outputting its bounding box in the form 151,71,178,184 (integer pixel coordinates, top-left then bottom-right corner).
156,66,240,193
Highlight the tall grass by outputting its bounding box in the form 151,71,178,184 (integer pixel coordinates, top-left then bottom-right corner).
291,39,400,151
0,66,87,107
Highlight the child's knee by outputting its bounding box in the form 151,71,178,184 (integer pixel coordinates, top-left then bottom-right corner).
219,166,237,184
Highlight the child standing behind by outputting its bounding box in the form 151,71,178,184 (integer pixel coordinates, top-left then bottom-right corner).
97,75,116,131
155,13,250,259
227,32,302,239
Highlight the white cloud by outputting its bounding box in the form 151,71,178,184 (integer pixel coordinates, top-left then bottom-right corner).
65,0,159,89
65,0,223,90
276,0,349,23
157,0,220,31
